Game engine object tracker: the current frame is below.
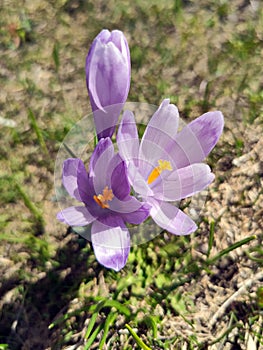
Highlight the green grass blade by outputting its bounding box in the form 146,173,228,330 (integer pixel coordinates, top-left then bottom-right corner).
0,233,28,243
84,323,103,350
84,299,130,340
49,304,98,330
28,108,48,156
125,323,152,350
52,41,60,72
84,300,106,339
94,132,98,147
103,299,131,317
63,142,78,158
143,315,158,339
0,344,9,350
207,235,256,265
207,220,215,258
14,181,44,229
84,311,100,340
99,312,117,349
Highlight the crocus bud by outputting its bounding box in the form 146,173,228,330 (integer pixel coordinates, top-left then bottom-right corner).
86,29,131,139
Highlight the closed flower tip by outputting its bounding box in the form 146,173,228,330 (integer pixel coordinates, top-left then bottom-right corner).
86,29,131,139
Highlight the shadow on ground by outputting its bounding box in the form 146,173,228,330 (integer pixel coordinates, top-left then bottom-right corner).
0,230,98,350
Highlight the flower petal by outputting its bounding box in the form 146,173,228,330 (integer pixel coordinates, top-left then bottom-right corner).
148,199,197,235
117,110,139,166
87,39,130,111
110,194,144,214
89,138,114,175
121,203,150,224
153,163,215,201
85,30,130,139
92,104,124,139
57,206,96,226
110,30,130,64
62,158,88,201
89,138,114,194
168,111,224,169
110,154,130,200
139,99,180,177
85,31,111,85
127,163,153,197
91,217,130,271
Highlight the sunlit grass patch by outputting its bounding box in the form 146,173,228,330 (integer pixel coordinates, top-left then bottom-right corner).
45,232,257,348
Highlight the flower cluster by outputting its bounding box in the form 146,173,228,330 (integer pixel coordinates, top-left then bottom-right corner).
57,29,224,271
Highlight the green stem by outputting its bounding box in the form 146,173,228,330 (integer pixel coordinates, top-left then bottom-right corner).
206,235,256,265
28,108,48,156
125,323,152,350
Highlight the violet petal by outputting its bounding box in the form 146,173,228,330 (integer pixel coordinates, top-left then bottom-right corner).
85,30,131,139
89,138,114,186
139,99,179,177
153,163,215,201
62,158,88,201
169,111,224,169
110,154,130,200
127,163,153,197
91,217,130,271
121,203,150,225
148,198,197,235
117,110,139,166
57,206,96,227
110,194,144,214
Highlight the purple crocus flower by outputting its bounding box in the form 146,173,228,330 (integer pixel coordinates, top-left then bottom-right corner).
86,29,131,139
57,138,149,271
117,99,224,235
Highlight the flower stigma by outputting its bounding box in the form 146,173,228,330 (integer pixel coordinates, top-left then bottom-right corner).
93,186,114,209
147,159,172,184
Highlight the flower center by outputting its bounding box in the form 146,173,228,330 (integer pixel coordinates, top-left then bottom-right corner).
147,159,172,184
93,186,114,209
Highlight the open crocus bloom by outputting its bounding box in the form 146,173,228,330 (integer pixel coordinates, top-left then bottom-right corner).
86,29,131,139
117,99,224,235
57,138,150,271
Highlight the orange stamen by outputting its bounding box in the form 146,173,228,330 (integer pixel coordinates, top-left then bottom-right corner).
93,186,114,209
147,167,161,184
147,159,172,184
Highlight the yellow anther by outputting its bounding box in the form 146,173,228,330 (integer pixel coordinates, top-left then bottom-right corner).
93,186,114,209
101,186,114,201
147,159,172,184
158,159,172,171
